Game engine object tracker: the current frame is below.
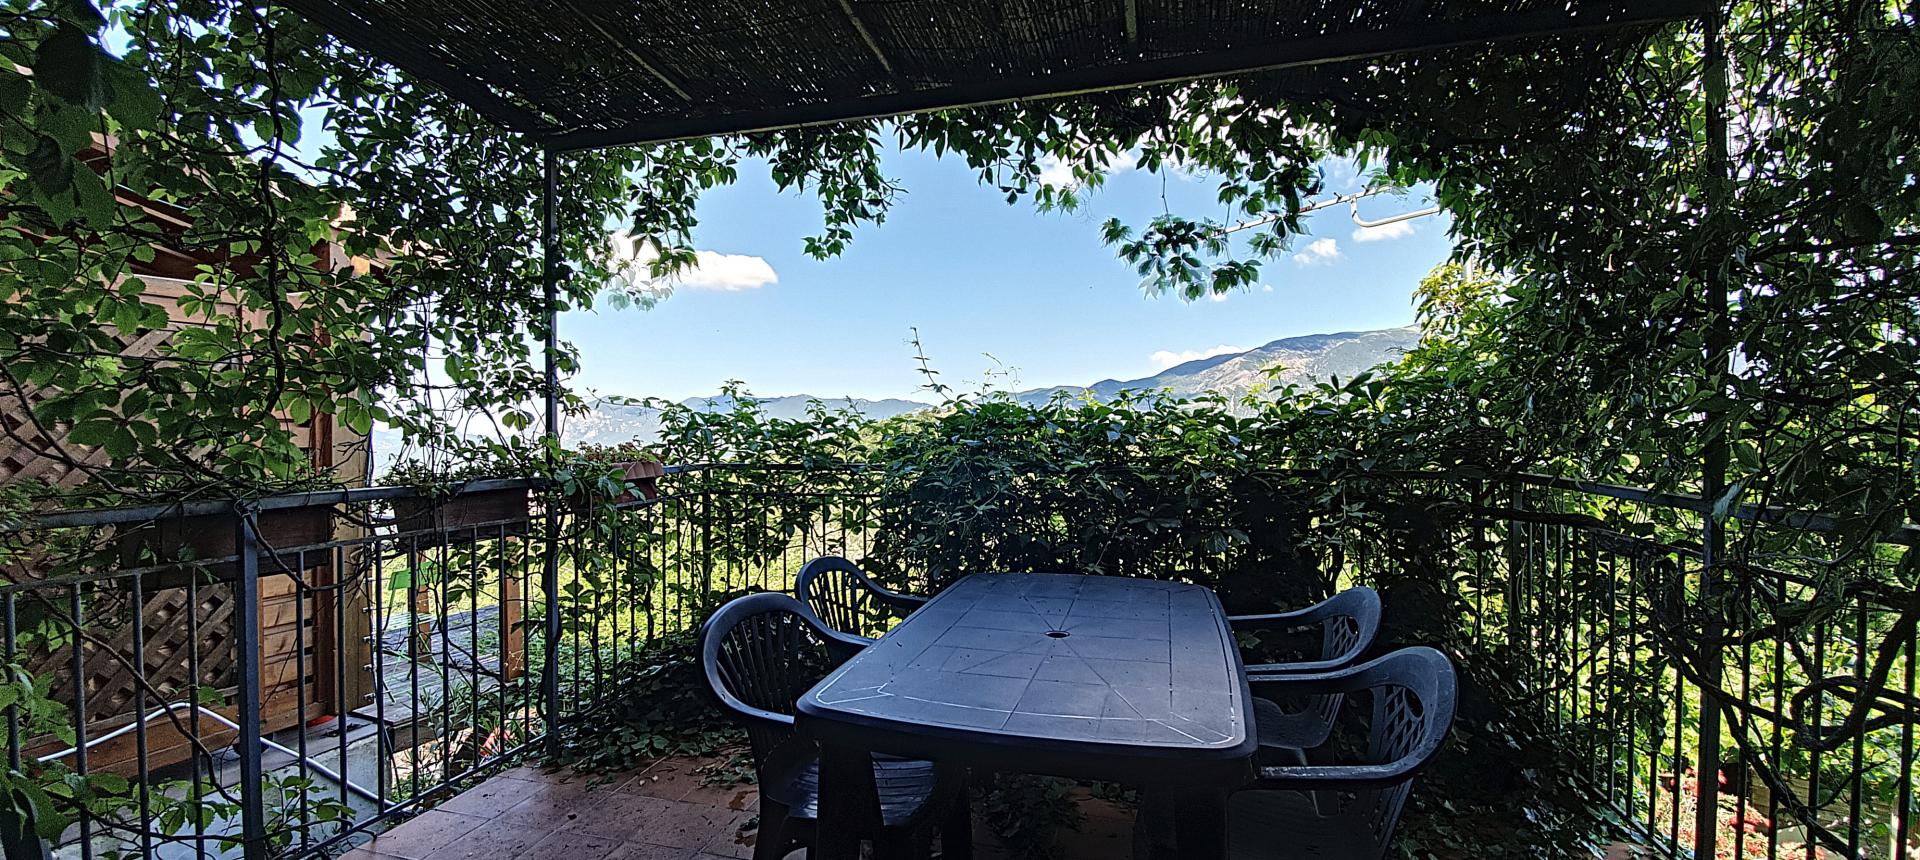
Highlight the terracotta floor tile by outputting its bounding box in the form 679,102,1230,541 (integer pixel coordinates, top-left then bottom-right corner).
436,775,537,817
520,829,629,860
573,793,741,848
501,762,629,788
359,809,488,859
619,756,722,800
335,848,390,860
494,777,604,828
608,841,701,860
497,764,568,783
698,811,758,858
431,818,555,860
555,792,692,842
679,779,759,811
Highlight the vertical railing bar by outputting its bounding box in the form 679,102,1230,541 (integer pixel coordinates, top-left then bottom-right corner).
495,522,510,752
567,513,581,720
1646,558,1661,845
1626,553,1641,829
333,544,351,821
1571,525,1585,758
608,506,622,703
1811,620,1828,860
186,569,205,852
438,530,455,789
1736,563,1754,860
1895,626,1915,860
294,547,313,851
647,502,658,642
69,584,92,860
1768,576,1784,860
1850,596,1868,857
1670,648,1684,853
372,531,391,812
468,527,481,770
406,532,422,806
126,568,152,858
234,514,268,860
5,594,20,773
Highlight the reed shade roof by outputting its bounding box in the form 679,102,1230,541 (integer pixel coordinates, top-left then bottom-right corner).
285,0,1707,152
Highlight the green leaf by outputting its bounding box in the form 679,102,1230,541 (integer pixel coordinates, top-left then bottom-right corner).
101,59,162,132
0,71,29,115
34,25,107,110
24,135,73,196
55,0,106,26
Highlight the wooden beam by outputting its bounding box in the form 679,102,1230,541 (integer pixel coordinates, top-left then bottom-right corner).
1123,0,1139,49
553,0,693,101
546,0,1709,152
838,0,896,76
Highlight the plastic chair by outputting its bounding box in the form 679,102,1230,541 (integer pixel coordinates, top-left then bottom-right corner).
794,555,928,641
1225,646,1459,860
1229,586,1382,759
699,592,969,860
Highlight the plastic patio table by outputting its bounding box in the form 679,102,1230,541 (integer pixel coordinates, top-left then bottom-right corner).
796,572,1257,859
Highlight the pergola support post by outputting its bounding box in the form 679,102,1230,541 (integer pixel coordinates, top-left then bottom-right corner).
1692,5,1732,858
539,146,564,752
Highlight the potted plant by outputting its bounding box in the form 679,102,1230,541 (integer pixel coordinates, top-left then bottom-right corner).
383,459,532,546
564,443,667,510
116,474,337,581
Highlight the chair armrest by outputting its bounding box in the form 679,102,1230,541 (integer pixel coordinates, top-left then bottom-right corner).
1244,656,1359,675
1227,607,1322,632
1246,667,1376,698
1248,760,1420,791
710,684,799,729
870,586,929,613
820,627,874,663
1230,586,1380,673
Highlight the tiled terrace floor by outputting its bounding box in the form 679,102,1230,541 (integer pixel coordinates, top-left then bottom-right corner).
341,754,1135,860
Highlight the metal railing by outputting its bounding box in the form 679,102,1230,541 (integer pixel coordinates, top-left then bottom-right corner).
0,466,880,858
1348,476,1918,860
2,465,1912,859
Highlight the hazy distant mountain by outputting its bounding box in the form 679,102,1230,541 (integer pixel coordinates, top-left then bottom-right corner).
562,394,928,447
370,326,1418,469
1015,327,1419,407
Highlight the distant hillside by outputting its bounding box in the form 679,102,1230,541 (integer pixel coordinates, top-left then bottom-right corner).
563,394,928,447
370,326,1418,471
1015,327,1419,407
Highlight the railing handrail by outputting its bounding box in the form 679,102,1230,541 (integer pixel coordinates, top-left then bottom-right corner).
1511,472,1920,546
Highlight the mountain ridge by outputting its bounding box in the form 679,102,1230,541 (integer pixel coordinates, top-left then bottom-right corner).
373,325,1419,460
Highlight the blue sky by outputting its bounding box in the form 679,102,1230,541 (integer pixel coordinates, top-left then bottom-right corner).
565,146,1454,404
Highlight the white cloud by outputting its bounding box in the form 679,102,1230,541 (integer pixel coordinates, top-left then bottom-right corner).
1321,156,1366,193
676,250,779,291
1261,284,1275,292
1352,220,1416,243
1149,344,1246,370
1206,291,1230,303
1037,149,1139,189
607,233,777,295
1291,237,1341,266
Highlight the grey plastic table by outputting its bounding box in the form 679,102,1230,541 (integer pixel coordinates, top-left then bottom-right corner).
797,572,1257,859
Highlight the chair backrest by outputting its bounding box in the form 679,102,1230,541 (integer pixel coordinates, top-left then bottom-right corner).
794,555,907,638
1307,586,1381,735
1244,586,1381,749
1316,586,1380,666
1346,647,1458,854
699,592,849,774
